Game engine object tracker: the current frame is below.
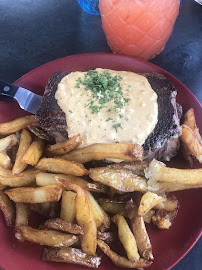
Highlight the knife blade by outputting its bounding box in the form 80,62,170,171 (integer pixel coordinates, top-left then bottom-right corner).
0,80,42,114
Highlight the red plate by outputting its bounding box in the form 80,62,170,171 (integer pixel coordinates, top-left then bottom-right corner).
0,53,201,270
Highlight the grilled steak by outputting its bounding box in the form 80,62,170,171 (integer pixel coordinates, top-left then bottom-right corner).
35,71,182,161
35,72,69,142
143,73,182,161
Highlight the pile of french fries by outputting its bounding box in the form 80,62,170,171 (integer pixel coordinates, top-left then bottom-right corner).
0,111,201,269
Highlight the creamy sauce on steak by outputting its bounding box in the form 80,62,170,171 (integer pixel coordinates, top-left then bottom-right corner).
55,69,158,147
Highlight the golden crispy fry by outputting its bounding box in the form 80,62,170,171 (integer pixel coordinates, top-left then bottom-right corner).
180,108,202,165
22,137,45,166
60,191,76,223
62,143,143,163
35,172,106,193
57,178,97,255
35,158,88,176
0,183,5,190
108,161,149,177
184,108,202,143
0,152,12,169
5,184,63,203
97,240,152,268
152,209,178,229
146,159,202,187
112,213,140,261
43,218,83,235
0,115,38,135
159,181,202,192
42,247,101,268
86,191,110,231
97,231,116,244
15,225,79,247
0,134,19,152
89,167,147,192
153,193,179,212
15,203,29,228
30,202,58,219
0,167,37,187
126,199,153,260
138,191,166,216
143,210,155,224
12,129,32,175
98,198,127,217
46,134,82,156
0,191,15,226
181,124,202,165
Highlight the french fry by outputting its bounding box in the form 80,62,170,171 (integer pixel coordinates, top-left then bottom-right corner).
46,134,82,156
97,231,116,244
98,198,127,217
126,199,153,260
35,158,88,176
153,193,179,212
146,159,202,186
62,143,143,163
0,191,15,226
30,202,58,219
184,108,202,143
97,240,152,268
15,203,29,228
152,209,178,229
0,167,37,187
143,210,155,224
0,115,38,135
12,129,32,175
138,191,166,216
0,134,19,152
159,181,202,192
42,247,101,268
5,184,63,203
0,183,5,190
57,178,97,255
100,196,155,223
108,161,149,177
22,137,45,166
43,218,83,235
89,167,147,192
60,191,76,223
0,152,12,169
36,172,106,193
15,225,79,247
112,213,140,261
181,124,202,165
86,191,110,231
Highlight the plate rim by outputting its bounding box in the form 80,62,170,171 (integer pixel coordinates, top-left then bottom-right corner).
1,52,201,270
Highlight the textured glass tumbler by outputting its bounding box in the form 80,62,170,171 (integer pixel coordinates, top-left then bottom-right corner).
77,0,100,15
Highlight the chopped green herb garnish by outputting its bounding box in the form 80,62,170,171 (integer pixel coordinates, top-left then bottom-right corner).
12,244,15,249
75,70,130,115
69,110,73,113
106,117,113,122
75,83,80,88
119,114,123,118
112,123,122,133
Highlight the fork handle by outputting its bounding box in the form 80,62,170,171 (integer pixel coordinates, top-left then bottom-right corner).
0,80,18,101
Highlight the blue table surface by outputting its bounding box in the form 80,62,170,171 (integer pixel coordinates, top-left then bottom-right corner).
0,0,201,269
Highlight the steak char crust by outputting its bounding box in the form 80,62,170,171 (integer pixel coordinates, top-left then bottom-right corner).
36,72,69,142
143,73,182,161
35,71,182,161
